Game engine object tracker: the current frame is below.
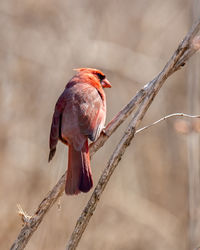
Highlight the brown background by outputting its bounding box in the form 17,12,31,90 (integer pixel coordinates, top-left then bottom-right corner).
0,0,198,249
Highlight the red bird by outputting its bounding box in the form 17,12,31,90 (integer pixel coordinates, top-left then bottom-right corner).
49,68,111,195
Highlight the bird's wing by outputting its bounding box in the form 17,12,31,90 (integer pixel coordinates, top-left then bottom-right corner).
48,90,67,161
76,84,106,142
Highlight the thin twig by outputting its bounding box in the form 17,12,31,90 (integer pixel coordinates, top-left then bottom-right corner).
136,113,200,135
66,20,200,250
10,18,200,250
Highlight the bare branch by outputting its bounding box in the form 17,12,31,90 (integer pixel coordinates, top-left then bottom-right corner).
10,18,200,250
136,113,200,135
66,20,200,250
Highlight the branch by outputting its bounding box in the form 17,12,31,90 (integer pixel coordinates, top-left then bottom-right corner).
66,20,200,250
10,19,200,250
135,113,200,135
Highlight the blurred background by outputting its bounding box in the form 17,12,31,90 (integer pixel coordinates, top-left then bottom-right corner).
1,0,200,249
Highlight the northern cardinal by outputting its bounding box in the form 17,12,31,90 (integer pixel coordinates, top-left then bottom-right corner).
49,68,111,195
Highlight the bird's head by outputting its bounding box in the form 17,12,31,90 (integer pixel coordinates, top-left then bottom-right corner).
74,68,111,89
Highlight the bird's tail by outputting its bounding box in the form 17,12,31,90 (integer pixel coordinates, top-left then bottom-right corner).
65,141,93,195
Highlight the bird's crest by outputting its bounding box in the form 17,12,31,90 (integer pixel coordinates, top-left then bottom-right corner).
73,68,105,77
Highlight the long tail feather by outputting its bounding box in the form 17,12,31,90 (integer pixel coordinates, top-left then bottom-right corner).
65,141,93,195
79,140,93,193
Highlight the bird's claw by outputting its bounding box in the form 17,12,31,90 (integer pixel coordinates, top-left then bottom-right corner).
101,127,108,136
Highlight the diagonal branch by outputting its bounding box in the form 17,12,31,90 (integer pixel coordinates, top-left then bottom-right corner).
10,18,200,250
66,20,200,250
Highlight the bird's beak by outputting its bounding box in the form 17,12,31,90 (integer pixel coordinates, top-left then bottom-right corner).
101,78,111,88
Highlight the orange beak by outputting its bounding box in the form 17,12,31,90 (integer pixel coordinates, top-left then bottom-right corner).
101,78,111,88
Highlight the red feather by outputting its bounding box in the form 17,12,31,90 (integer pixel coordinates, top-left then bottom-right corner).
65,140,92,195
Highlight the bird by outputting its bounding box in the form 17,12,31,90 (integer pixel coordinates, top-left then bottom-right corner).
48,68,111,195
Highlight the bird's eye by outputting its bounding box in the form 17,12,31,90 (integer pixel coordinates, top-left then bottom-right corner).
96,73,105,81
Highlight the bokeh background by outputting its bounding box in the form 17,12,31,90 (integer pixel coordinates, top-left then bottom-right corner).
1,0,200,249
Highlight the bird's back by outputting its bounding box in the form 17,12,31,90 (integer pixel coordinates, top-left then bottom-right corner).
61,82,106,150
